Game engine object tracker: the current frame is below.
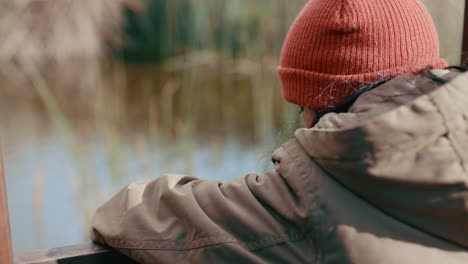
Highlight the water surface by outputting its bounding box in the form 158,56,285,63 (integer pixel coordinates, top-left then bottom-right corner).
0,59,300,252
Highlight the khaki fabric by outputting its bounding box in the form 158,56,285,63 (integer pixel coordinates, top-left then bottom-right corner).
91,70,468,263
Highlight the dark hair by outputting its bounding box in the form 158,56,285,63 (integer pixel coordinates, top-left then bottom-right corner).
308,65,468,127
313,78,390,124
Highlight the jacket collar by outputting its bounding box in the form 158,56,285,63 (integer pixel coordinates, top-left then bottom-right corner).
294,69,468,248
295,70,464,163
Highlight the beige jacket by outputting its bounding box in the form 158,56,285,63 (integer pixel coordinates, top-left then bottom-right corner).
91,69,468,263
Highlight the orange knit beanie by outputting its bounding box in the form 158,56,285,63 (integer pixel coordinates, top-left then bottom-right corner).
277,0,448,110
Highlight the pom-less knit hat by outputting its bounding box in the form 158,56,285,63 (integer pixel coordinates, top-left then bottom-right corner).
277,0,448,110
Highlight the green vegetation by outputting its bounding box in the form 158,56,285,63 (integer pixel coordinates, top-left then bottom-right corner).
115,0,306,63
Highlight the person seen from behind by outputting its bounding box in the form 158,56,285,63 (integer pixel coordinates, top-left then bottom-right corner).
90,0,468,263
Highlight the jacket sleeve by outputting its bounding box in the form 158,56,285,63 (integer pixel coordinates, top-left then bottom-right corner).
90,146,314,263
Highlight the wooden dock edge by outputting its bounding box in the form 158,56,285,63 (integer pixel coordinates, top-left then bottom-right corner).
14,243,138,264
1,150,13,264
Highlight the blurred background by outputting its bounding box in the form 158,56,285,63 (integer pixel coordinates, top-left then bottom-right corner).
0,0,465,253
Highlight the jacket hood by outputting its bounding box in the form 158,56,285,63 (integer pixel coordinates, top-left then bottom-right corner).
295,69,468,248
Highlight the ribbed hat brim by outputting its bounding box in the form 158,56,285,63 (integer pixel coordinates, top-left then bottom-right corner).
278,58,448,110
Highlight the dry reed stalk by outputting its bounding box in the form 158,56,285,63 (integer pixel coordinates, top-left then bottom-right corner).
32,168,45,248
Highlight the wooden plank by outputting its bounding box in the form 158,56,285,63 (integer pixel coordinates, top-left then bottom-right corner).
0,150,13,264
462,0,468,64
14,243,139,264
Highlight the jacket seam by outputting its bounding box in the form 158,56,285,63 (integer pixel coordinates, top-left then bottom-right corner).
420,83,467,174
102,232,308,252
280,140,324,264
